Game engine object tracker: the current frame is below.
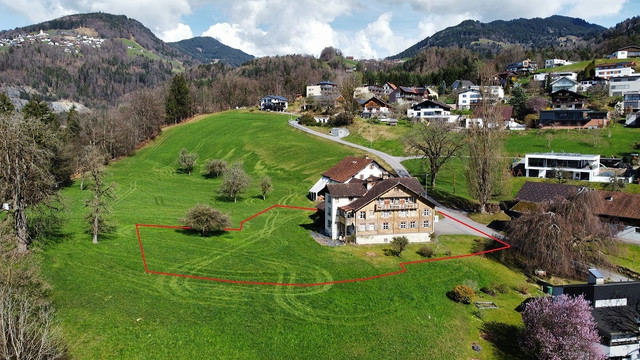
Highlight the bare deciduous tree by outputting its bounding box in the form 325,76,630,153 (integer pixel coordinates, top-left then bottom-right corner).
260,177,273,200
81,146,115,244
507,189,617,277
0,115,56,252
178,148,198,175
404,121,465,187
219,163,250,203
205,159,227,178
181,204,231,236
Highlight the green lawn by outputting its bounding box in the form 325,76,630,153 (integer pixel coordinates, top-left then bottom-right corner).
43,111,530,359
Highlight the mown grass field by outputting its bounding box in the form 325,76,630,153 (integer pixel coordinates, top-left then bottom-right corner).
43,111,532,359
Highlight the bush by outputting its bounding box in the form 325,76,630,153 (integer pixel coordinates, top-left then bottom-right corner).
181,204,231,236
493,283,510,294
480,287,497,297
450,284,475,304
391,236,409,257
417,246,435,258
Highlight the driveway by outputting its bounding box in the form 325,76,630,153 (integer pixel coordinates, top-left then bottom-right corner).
288,120,504,241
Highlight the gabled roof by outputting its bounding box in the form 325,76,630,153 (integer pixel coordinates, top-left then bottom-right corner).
551,89,587,99
550,76,579,85
361,96,389,108
514,182,580,203
262,95,288,102
598,191,640,221
411,99,451,111
322,156,374,183
326,182,368,198
596,61,635,69
384,82,397,90
340,177,431,212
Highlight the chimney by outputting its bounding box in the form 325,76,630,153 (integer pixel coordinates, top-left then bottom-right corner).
588,269,604,285
364,154,369,160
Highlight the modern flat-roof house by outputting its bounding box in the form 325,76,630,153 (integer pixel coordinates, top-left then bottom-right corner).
609,45,640,59
506,59,538,73
624,91,640,127
538,110,609,129
610,75,640,97
553,269,640,360
545,58,573,68
308,155,390,201
596,61,636,80
259,95,288,111
407,99,458,123
525,153,603,182
324,177,436,244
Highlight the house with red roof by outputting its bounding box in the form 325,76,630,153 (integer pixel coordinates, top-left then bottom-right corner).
308,155,390,201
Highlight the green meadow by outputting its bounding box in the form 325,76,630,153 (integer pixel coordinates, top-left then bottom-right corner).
44,111,533,359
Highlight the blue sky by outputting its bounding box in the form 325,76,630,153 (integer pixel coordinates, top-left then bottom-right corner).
0,0,638,58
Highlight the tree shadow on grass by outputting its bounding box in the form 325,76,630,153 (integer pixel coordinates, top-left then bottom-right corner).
428,188,476,212
175,228,226,238
481,321,530,360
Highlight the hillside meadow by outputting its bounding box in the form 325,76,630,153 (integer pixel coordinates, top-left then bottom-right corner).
43,110,531,359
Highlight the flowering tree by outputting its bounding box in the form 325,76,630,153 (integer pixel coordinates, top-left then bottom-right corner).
521,294,605,360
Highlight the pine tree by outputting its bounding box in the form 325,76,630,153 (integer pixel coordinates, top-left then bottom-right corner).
166,74,191,124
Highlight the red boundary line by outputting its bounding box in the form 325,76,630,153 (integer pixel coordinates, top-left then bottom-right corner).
136,205,510,287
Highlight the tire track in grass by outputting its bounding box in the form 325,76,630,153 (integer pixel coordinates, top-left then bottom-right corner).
136,207,510,287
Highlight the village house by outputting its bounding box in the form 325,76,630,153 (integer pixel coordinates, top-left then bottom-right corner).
506,59,538,74
552,269,640,360
388,86,438,104
358,96,391,118
523,153,629,183
451,80,475,92
551,76,580,93
538,110,608,129
624,91,640,126
545,58,574,68
610,75,640,97
596,61,636,80
308,155,390,201
608,45,640,59
259,95,288,112
551,89,588,110
323,177,436,244
407,99,458,123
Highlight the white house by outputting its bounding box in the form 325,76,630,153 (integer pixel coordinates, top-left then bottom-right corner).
330,127,349,138
545,59,573,68
458,90,482,109
551,77,580,93
596,62,636,80
525,153,630,183
259,95,288,111
609,75,640,97
608,45,640,59
550,71,578,82
308,155,390,201
306,85,321,97
407,99,458,123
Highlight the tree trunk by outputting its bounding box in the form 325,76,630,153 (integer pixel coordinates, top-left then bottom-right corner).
429,171,436,187
93,190,99,244
14,196,29,253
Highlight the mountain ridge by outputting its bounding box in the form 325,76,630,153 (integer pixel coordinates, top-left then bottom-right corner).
169,36,254,67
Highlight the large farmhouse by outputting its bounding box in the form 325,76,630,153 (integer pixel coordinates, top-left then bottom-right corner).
308,155,390,201
323,177,435,244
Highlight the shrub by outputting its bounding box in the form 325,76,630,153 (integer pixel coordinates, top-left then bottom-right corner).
493,283,510,294
181,204,231,236
451,284,475,304
417,246,435,258
391,236,409,257
517,283,530,295
480,286,497,297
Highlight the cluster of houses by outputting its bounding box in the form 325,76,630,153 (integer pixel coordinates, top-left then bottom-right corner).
0,30,105,53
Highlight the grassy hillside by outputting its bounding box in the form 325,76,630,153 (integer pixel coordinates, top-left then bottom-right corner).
43,111,531,359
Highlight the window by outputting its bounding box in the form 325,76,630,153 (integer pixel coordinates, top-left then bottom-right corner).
382,211,391,218
369,210,375,218
399,210,407,218
358,224,365,231
367,223,375,231
359,211,366,219
409,210,416,217
422,221,430,228
393,198,399,205
382,222,390,230
409,221,417,229
422,209,431,216
400,222,407,229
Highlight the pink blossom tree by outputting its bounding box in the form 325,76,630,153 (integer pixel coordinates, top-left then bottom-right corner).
521,294,605,360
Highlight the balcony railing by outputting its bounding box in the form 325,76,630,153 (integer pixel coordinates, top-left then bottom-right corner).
375,203,418,211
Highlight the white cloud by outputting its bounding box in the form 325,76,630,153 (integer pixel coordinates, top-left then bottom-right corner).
417,13,475,38
160,23,193,42
340,12,417,59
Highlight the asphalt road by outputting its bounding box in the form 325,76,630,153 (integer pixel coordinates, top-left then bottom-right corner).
288,120,504,241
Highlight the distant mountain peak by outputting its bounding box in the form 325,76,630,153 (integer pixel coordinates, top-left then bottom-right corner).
389,15,606,60
169,36,254,67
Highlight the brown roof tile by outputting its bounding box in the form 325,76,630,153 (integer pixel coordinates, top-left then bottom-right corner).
514,182,580,203
322,156,375,183
340,177,432,211
597,191,640,221
326,183,368,198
